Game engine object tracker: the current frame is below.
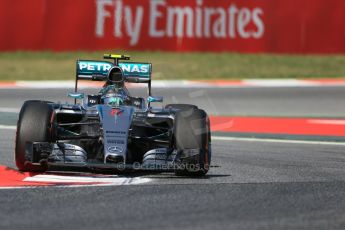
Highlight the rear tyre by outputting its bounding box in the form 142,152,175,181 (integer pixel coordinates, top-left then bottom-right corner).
173,107,211,176
15,100,54,172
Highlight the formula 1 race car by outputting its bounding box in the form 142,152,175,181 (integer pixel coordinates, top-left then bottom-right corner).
15,54,211,176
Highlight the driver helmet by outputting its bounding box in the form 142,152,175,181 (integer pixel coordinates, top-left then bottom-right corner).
101,67,128,106
107,66,124,87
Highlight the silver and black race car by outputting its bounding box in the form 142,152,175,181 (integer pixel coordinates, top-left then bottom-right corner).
15,54,211,176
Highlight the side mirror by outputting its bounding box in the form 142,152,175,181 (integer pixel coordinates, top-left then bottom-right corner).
68,92,84,99
148,96,163,103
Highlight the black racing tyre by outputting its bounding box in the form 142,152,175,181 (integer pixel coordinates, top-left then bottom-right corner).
165,104,199,127
15,100,54,172
173,108,211,176
19,100,53,104
165,104,198,111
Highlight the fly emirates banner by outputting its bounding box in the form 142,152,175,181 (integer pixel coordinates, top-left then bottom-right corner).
0,0,344,53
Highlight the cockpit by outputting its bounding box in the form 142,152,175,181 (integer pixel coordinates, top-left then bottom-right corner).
83,67,146,110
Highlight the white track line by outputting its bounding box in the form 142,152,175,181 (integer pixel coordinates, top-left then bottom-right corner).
0,178,152,190
0,125,16,130
0,183,149,190
0,107,20,113
23,174,151,185
212,136,345,146
0,173,151,190
243,79,317,87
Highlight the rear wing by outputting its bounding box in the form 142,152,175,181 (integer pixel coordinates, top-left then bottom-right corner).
74,54,152,96
76,60,152,83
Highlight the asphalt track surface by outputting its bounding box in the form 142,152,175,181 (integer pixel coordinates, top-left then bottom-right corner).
1,86,345,229
1,86,345,116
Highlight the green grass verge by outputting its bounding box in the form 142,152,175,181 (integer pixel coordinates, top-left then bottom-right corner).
0,51,344,80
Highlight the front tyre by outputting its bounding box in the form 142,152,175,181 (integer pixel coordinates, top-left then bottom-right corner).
15,101,54,172
173,108,211,176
